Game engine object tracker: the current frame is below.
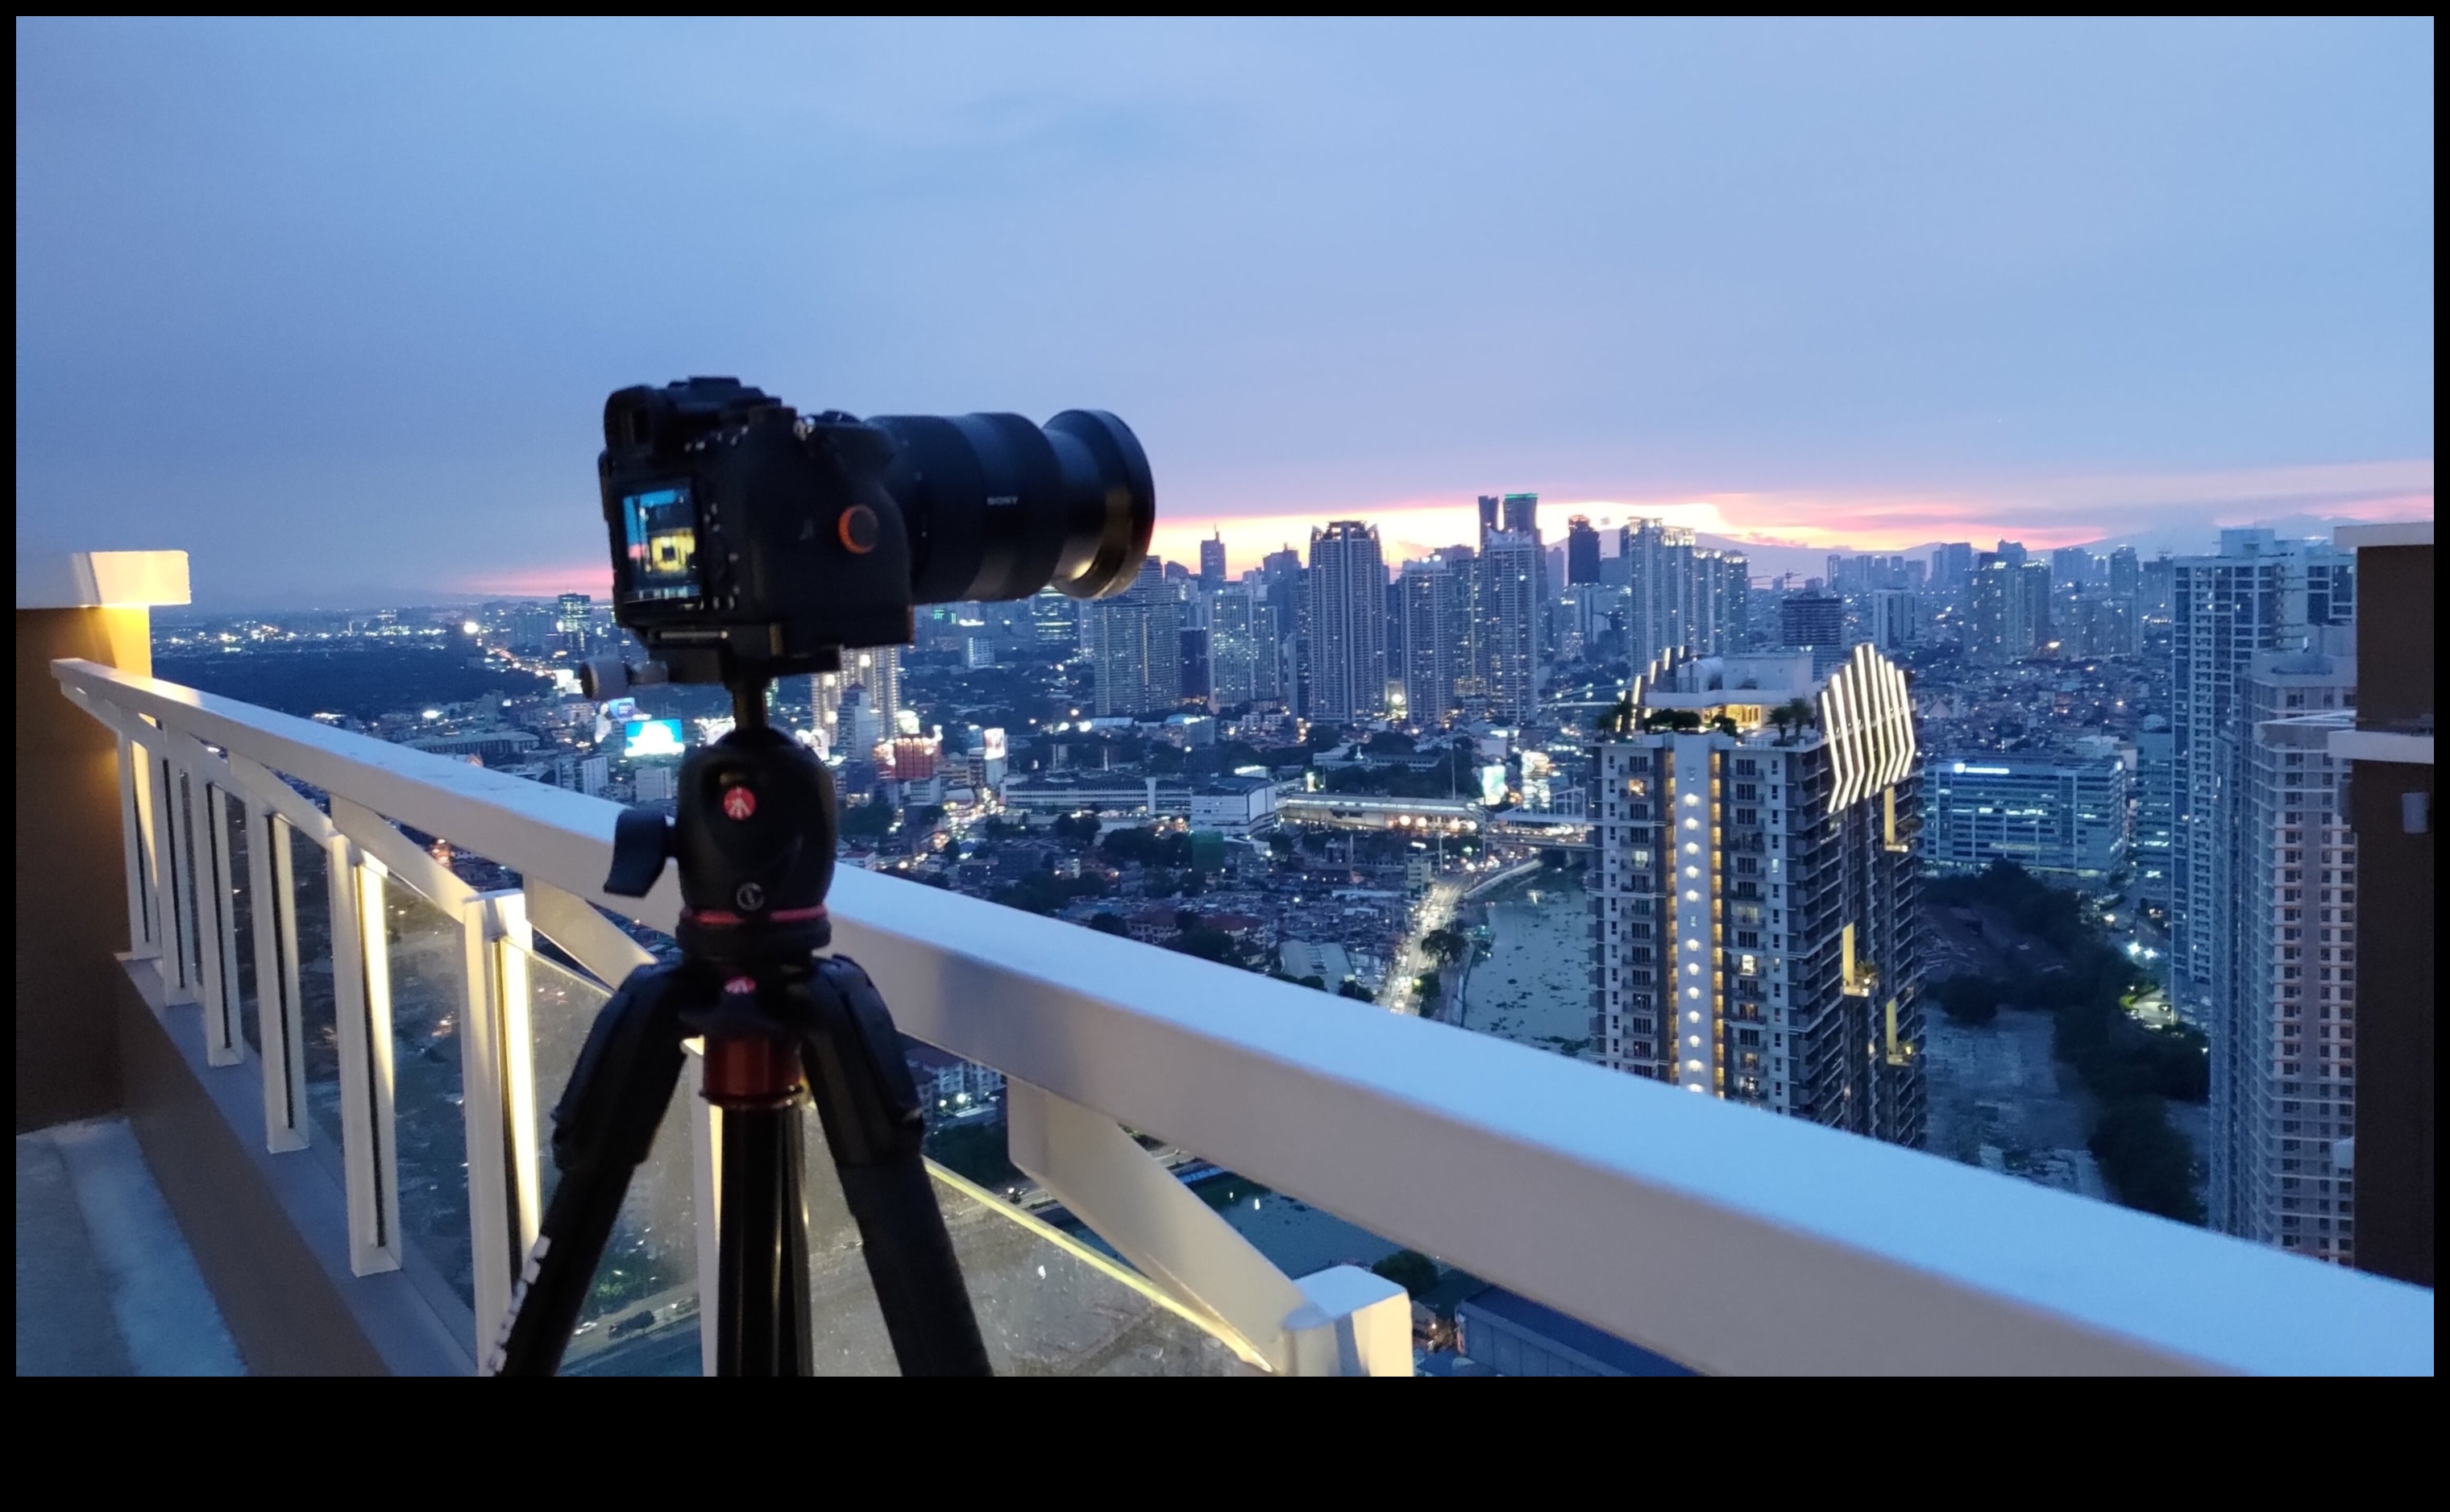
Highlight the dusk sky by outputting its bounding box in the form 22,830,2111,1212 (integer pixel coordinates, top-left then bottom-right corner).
16,18,2434,607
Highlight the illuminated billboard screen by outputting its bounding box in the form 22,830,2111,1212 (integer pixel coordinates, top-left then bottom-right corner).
623,718,686,759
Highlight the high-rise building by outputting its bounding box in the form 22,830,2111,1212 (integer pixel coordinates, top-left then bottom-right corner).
1779,592,1846,674
812,645,901,745
1869,589,1921,652
1026,588,1079,646
1089,558,1183,717
1198,532,1227,593
1619,521,1747,666
2328,522,2432,1288
1208,587,1282,708
1398,558,1465,727
1931,542,1975,592
556,592,592,654
1565,517,1601,587
1501,492,1539,538
2170,530,2356,1027
2211,649,2357,1265
2108,546,2141,600
1965,560,2049,664
1476,496,1501,541
1920,749,2131,886
1476,530,1541,725
1588,645,1924,1147
1306,522,1389,725
2051,546,2094,587
2134,727,2176,911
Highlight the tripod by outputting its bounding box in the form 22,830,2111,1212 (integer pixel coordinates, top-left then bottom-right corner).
490,671,991,1377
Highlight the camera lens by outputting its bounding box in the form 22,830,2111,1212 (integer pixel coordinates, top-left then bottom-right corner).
868,409,1154,605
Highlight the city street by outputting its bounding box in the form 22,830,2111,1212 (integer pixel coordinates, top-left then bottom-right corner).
1379,874,1466,1015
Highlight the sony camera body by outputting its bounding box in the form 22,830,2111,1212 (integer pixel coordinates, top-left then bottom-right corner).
598,376,1153,683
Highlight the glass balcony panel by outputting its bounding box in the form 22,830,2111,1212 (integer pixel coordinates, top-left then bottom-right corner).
285,829,347,1149
799,1111,1249,1377
225,795,259,1053
519,946,701,1377
382,883,474,1309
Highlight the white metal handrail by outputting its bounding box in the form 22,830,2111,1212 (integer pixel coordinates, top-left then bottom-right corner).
53,658,2435,1376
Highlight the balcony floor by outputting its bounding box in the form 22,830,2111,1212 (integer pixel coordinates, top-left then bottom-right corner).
16,1117,244,1377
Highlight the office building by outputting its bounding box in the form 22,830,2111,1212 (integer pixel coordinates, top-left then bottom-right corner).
1198,532,1227,593
1089,558,1183,717
2052,546,2095,587
1477,530,1541,725
1931,542,1975,592
2170,530,2355,1027
1920,750,2131,886
1306,522,1389,725
2211,650,2357,1264
1501,492,1539,538
1565,517,1602,587
1476,495,1501,539
1588,644,1925,1148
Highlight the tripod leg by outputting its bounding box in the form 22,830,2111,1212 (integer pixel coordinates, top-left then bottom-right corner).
798,955,993,1377
712,1100,814,1376
490,963,693,1377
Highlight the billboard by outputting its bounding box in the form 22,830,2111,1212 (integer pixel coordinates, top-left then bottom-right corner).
623,718,686,759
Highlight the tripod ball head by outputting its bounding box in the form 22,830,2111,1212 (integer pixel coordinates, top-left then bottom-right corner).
601,721,839,963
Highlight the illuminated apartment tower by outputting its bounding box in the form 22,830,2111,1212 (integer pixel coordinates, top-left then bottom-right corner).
811,645,901,745
1587,644,1925,1147
2215,649,2359,1263
1621,520,1747,665
1089,558,1183,717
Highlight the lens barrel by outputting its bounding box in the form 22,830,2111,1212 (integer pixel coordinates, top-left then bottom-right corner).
869,409,1154,605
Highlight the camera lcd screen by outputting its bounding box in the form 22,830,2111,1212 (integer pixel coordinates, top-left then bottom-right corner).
621,484,701,603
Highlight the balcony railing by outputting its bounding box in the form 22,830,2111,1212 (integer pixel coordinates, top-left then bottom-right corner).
53,656,2436,1376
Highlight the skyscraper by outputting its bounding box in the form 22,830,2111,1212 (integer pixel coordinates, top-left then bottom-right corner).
1476,530,1541,725
1208,587,1282,708
2170,531,2356,1026
1588,645,1925,1146
1965,560,2047,664
812,645,901,746
2108,546,2141,600
2213,649,2357,1264
1198,532,1227,593
1565,517,1601,587
1306,522,1389,725
556,592,592,654
2051,546,2094,587
1501,492,1539,538
1779,592,1846,674
1868,588,1921,651
1089,558,1182,717
1399,556,1465,727
1620,520,1744,667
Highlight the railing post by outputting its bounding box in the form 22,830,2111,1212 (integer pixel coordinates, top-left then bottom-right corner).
327,834,401,1275
248,804,309,1152
459,888,529,1365
147,750,195,1005
117,733,159,962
